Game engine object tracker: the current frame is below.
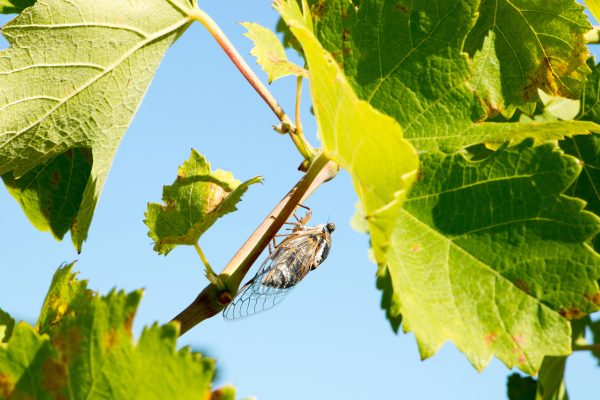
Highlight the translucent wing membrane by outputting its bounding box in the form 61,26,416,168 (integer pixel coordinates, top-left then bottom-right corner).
223,222,334,320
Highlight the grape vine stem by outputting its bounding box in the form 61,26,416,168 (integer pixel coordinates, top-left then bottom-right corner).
172,152,339,334
572,343,600,352
188,7,315,161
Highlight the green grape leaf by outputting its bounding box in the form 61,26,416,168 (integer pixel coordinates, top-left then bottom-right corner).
561,58,600,252
0,308,15,343
242,21,307,83
303,0,487,148
0,263,218,398
0,0,34,14
507,373,537,400
0,0,195,251
378,140,600,373
465,0,591,109
560,134,600,252
536,357,568,400
2,148,92,241
145,149,262,255
297,0,598,152
276,0,419,264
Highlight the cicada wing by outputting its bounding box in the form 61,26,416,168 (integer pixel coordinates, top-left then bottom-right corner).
223,233,319,320
222,273,296,320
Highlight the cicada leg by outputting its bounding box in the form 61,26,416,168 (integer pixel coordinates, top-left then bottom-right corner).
293,204,312,226
269,237,279,253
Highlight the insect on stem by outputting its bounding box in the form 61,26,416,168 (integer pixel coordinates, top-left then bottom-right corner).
171,153,339,334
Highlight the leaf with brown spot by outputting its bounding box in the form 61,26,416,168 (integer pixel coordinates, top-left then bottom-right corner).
286,0,600,152
561,58,600,252
0,264,220,398
378,141,600,374
145,149,262,255
465,0,591,110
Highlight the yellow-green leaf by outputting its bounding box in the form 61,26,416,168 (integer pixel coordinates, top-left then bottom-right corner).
0,0,195,250
144,149,262,255
242,21,307,83
276,0,419,264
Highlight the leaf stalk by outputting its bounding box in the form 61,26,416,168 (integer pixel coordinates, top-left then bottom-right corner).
188,7,316,161
572,343,600,352
194,242,225,290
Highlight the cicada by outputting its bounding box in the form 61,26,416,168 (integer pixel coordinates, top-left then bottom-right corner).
223,207,335,320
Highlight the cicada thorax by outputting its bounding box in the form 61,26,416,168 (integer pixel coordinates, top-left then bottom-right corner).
261,222,335,287
261,240,311,289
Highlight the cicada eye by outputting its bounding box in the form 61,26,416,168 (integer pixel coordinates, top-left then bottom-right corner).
326,222,336,233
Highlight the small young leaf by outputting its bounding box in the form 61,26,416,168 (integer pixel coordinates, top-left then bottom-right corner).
0,0,34,14
0,308,15,343
0,0,195,250
0,263,218,398
145,149,262,255
242,21,307,83
561,58,600,252
379,141,600,374
276,0,419,264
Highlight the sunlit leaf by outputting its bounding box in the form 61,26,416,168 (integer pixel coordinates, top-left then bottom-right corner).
145,149,261,255
379,141,600,373
0,263,218,398
561,58,600,252
303,0,487,147
242,21,307,83
0,0,195,250
276,0,419,263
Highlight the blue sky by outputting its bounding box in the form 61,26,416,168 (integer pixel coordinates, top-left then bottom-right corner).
1,1,599,399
